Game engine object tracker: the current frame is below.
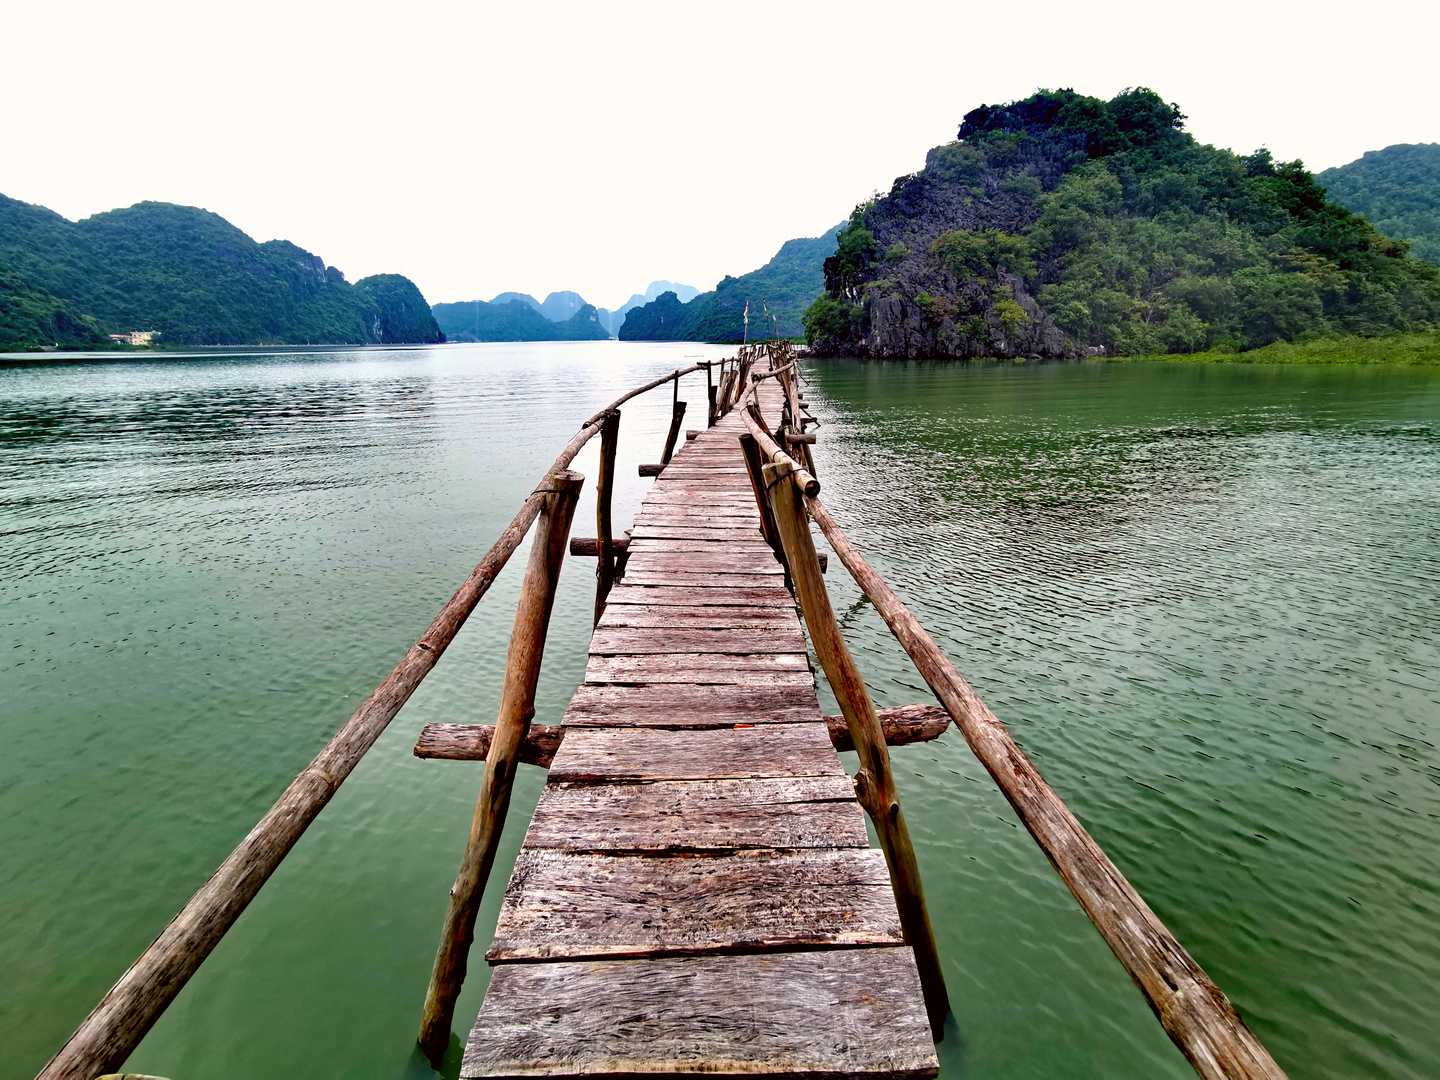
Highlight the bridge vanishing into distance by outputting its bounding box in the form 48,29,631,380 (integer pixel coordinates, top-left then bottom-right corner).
38,346,1287,1080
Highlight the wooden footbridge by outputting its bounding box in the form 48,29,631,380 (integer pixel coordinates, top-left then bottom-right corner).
39,346,1287,1080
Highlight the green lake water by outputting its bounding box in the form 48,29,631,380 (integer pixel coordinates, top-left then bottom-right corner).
2,344,1437,1080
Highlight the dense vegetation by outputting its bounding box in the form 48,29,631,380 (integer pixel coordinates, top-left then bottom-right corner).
804,90,1440,358
1319,144,1440,265
0,195,442,348
431,298,609,342
619,226,841,342
0,261,106,349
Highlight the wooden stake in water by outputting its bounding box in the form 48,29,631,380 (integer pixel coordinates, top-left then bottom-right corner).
418,469,583,1065
762,458,950,1038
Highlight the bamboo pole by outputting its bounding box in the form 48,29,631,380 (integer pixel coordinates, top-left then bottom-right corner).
741,405,819,497
36,365,703,1080
737,433,787,581
660,399,687,465
804,495,1288,1080
593,411,620,626
762,458,949,1038
418,469,584,1064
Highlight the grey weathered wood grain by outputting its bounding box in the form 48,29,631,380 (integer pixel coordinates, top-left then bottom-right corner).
415,723,564,766
461,948,939,1080
633,503,759,516
622,552,783,574
641,491,757,504
653,468,751,479
547,722,841,782
562,683,819,727
588,627,805,656
584,653,812,686
627,525,765,542
597,604,794,629
523,776,866,853
486,848,900,962
604,584,794,607
627,538,772,553
610,576,783,593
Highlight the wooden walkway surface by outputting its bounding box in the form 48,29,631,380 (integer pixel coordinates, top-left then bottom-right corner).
461,375,940,1079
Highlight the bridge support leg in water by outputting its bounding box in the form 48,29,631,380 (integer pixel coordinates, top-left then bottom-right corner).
418,469,584,1066
764,457,951,1039
594,411,620,626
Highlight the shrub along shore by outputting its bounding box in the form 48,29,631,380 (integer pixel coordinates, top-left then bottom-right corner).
1122,332,1440,365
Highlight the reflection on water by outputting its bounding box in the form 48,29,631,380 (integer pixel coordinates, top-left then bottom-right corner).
2,347,1437,1080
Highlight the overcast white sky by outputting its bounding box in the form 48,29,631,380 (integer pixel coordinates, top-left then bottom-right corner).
5,0,1436,309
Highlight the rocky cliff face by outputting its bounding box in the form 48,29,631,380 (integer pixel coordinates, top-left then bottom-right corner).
810,140,1074,359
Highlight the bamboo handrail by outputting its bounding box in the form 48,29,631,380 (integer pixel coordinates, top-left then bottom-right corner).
36,362,706,1080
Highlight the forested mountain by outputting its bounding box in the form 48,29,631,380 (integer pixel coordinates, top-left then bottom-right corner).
0,261,107,349
0,195,442,348
802,90,1440,358
1319,144,1440,264
441,281,701,339
618,227,842,342
431,298,609,341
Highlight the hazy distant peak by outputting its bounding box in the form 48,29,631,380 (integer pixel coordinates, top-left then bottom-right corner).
489,291,542,311
644,280,699,303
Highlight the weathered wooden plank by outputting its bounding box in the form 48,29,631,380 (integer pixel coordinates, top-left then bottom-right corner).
628,524,764,542
605,584,793,607
626,538,772,554
461,948,939,1080
617,571,786,590
584,653,812,686
588,627,805,656
485,848,900,962
547,722,840,782
653,467,751,478
597,604,795,629
650,481,758,494
562,683,819,727
633,501,755,511
632,509,760,523
622,552,783,574
639,499,757,511
523,776,865,852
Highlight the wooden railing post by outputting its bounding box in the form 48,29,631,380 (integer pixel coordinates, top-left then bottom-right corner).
762,458,950,1038
418,469,583,1065
661,399,686,465
738,433,788,585
706,363,717,427
594,411,620,625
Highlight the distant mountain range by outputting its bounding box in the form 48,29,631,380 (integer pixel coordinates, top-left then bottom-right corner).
1320,144,1440,264
434,281,702,341
0,194,441,349
618,227,842,342
431,297,610,342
